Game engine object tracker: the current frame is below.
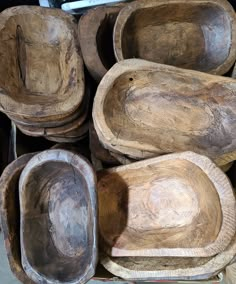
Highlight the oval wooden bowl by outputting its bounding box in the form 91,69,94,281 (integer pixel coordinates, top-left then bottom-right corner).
113,0,236,75
19,150,97,284
98,151,236,258
15,91,90,137
93,59,236,165
79,5,121,82
0,153,36,284
100,233,236,281
0,6,84,123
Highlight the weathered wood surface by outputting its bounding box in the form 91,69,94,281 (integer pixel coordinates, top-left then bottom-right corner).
225,263,236,284
0,6,84,125
19,150,97,284
98,152,236,258
93,59,236,166
79,5,121,82
15,90,90,137
114,0,236,75
0,153,36,284
89,122,119,165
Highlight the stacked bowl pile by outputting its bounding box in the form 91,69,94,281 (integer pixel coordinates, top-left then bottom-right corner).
0,6,88,143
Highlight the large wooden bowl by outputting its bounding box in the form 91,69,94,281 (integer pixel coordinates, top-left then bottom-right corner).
98,152,236,258
93,59,236,166
0,6,84,123
113,0,236,75
19,150,97,284
79,5,121,82
0,153,36,284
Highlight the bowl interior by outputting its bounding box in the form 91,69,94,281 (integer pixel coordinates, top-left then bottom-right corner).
99,159,222,253
0,12,76,104
21,160,93,282
121,3,231,72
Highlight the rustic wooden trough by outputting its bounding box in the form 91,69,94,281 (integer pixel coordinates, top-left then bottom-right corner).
98,151,236,258
93,59,236,166
19,150,97,284
113,0,236,75
0,6,84,126
79,5,122,82
0,153,36,284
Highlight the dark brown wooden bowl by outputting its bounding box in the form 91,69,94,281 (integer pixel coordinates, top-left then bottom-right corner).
19,150,97,284
0,153,36,284
113,0,236,75
79,5,122,82
93,59,236,166
98,152,236,258
0,6,84,123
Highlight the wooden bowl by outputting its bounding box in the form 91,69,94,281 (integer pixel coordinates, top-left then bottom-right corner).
0,153,36,284
113,0,236,75
79,5,122,82
100,237,236,281
98,152,236,258
15,92,90,137
93,59,236,166
19,150,97,284
0,6,84,123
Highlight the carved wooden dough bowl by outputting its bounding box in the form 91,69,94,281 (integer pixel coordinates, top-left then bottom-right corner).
113,0,236,75
100,238,236,281
79,5,121,82
93,59,236,166
0,153,36,284
15,91,90,137
0,6,84,124
98,152,236,258
19,150,97,284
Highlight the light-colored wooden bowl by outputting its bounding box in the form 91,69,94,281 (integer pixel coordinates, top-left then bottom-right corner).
0,153,36,284
79,5,121,82
98,151,236,258
113,0,236,75
0,6,84,123
100,237,236,281
19,150,97,284
93,59,236,166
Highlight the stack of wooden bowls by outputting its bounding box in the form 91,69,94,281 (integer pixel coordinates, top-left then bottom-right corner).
0,150,97,284
97,151,236,281
0,6,88,143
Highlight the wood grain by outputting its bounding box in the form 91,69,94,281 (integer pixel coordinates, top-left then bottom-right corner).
0,6,84,124
0,153,36,284
93,59,236,166
114,0,236,75
79,5,121,82
98,152,236,258
19,150,97,284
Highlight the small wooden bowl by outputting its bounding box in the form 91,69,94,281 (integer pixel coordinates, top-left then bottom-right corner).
98,152,236,258
0,6,84,123
113,0,236,75
93,59,236,166
0,153,36,284
79,5,122,82
19,150,97,284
